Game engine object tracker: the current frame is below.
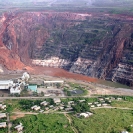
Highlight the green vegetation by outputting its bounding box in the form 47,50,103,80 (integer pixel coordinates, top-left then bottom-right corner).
97,80,130,89
111,100,133,108
71,108,133,133
72,102,90,113
0,128,8,133
11,114,73,133
111,96,133,108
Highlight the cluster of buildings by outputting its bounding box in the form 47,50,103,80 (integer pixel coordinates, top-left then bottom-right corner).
0,72,30,94
0,111,23,132
29,98,76,113
88,97,123,108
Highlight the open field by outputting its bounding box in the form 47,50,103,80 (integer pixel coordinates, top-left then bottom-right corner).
11,114,73,133
71,108,133,133
10,108,133,133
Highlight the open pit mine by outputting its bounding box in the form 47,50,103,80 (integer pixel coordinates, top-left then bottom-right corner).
0,11,133,86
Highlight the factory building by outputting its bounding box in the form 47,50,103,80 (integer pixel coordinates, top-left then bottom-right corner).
0,80,13,90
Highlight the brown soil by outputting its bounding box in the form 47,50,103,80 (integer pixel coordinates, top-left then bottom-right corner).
10,114,25,120
26,66,98,83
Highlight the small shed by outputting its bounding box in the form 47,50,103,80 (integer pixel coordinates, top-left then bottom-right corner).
0,113,6,119
0,122,7,128
28,85,37,92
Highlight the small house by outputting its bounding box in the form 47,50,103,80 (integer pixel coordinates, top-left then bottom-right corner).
65,107,73,111
59,106,64,110
88,103,92,105
49,105,54,108
40,101,48,106
31,105,38,110
105,97,110,100
14,123,23,132
39,110,44,113
53,98,61,104
80,113,89,118
0,104,6,110
94,102,99,104
121,131,129,133
117,98,122,101
0,113,6,119
90,105,95,108
102,103,108,106
0,122,7,128
98,98,104,101
45,107,49,111
34,106,41,111
78,100,85,103
68,101,74,105
96,104,102,107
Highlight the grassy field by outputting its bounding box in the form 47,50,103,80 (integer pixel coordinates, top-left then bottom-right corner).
11,114,73,133
10,108,133,133
71,108,133,133
111,101,133,108
111,96,133,108
97,80,130,89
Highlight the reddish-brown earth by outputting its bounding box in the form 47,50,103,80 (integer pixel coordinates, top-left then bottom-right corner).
26,66,97,83
0,11,133,86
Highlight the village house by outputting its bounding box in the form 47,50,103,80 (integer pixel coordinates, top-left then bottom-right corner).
110,97,115,100
53,98,61,104
59,106,64,110
94,102,99,104
90,105,95,108
65,107,73,111
31,105,41,111
102,103,108,106
14,123,23,132
121,131,129,133
96,104,102,107
40,101,49,106
34,106,41,111
105,97,110,100
78,100,85,103
31,105,38,110
88,103,92,105
80,112,93,118
0,113,6,119
49,105,54,108
39,110,44,113
117,98,122,101
45,107,49,111
0,104,6,110
68,101,74,105
98,98,104,101
80,113,88,118
0,122,7,128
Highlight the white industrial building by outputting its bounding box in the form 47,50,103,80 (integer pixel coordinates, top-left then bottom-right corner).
10,86,21,94
0,72,30,94
0,80,13,89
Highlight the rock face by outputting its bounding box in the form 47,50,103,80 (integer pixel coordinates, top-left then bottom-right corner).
1,11,133,86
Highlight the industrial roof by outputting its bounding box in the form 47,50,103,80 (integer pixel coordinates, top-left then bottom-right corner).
28,85,37,92
0,80,13,85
